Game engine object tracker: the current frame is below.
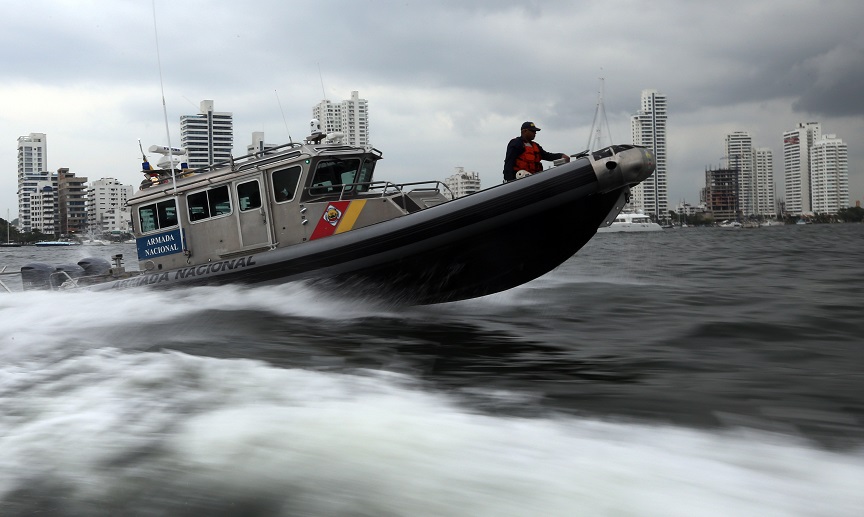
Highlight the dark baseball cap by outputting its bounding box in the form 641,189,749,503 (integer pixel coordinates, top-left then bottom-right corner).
521,121,541,131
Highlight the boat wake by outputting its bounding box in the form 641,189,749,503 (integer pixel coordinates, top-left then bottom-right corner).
0,283,395,361
2,280,863,515
0,347,861,516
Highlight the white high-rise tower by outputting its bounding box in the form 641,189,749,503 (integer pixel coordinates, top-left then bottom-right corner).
180,100,234,170
16,132,49,232
312,91,369,146
443,167,481,200
810,134,848,214
725,131,754,216
783,122,821,215
752,147,776,217
630,89,668,221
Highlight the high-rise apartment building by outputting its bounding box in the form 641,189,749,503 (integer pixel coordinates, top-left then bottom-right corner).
630,89,668,221
810,134,849,214
724,132,776,217
751,147,776,217
443,167,481,199
247,132,278,155
312,100,339,136
725,131,754,216
30,181,57,235
87,178,133,233
312,91,369,146
783,122,821,215
180,100,234,170
57,168,88,235
16,132,48,232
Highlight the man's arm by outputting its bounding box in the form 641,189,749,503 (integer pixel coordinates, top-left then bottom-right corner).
537,144,570,163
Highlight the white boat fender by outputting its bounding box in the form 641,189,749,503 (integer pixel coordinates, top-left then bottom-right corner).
515,170,533,179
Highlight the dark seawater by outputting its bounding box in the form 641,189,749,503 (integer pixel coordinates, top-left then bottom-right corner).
1,225,863,516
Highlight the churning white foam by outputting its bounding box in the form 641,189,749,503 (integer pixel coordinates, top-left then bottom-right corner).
1,350,861,516
0,283,400,361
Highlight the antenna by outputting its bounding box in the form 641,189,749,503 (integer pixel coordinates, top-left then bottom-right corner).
317,62,327,99
181,96,200,109
317,63,332,138
586,76,614,151
151,0,187,256
274,89,293,144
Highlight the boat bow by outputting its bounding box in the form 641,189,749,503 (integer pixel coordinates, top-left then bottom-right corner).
591,145,656,194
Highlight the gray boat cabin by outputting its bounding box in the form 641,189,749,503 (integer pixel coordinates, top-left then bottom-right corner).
131,136,451,274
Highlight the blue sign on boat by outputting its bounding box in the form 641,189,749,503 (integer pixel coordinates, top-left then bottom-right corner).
137,229,184,260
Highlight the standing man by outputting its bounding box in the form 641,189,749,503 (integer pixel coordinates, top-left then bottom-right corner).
503,121,570,182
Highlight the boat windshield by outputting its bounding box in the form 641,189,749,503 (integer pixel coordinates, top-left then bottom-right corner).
308,157,376,196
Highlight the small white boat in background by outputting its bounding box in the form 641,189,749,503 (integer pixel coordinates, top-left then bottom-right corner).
35,241,79,247
718,220,742,229
760,220,784,227
597,212,663,233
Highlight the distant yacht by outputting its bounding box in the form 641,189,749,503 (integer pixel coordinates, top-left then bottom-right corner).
760,220,784,227
718,220,742,229
597,212,663,233
34,241,79,247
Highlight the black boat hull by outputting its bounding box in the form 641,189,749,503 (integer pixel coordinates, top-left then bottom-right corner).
315,187,624,304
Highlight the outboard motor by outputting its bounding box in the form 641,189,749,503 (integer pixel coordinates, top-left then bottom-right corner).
49,264,86,289
20,263,54,291
78,257,112,276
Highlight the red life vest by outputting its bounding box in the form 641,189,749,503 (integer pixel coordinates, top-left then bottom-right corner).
514,142,541,173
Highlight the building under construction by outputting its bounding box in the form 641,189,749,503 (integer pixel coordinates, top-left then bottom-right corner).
702,167,739,221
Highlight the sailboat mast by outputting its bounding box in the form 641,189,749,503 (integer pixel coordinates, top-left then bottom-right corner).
586,77,614,151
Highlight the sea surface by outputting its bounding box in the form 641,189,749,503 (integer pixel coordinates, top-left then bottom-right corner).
1,225,862,516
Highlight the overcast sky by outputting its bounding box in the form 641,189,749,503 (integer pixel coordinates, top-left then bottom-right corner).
2,0,862,220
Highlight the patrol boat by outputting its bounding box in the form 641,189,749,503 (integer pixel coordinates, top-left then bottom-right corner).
15,123,655,304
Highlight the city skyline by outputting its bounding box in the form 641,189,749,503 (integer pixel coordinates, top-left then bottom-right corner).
1,2,861,218
7,107,854,228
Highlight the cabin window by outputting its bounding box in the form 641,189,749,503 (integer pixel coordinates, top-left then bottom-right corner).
355,159,376,192
309,158,361,195
188,185,231,222
139,199,178,233
359,159,376,181
237,180,262,211
273,165,301,202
